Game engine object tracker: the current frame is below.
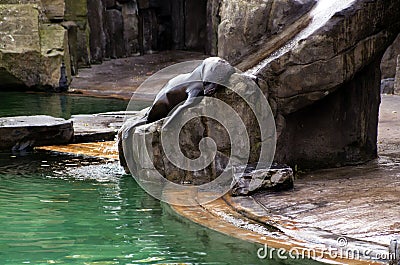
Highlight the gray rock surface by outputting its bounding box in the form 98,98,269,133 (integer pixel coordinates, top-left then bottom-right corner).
381,33,400,79
41,0,65,21
244,0,400,169
0,116,73,151
381,78,395,95
87,0,106,64
231,165,294,196
218,0,316,63
395,55,400,95
0,4,70,89
122,2,139,57
105,9,125,59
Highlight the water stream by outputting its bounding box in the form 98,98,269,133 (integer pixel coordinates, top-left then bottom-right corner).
246,0,356,75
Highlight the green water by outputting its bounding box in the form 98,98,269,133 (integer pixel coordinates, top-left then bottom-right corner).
0,92,149,119
0,152,322,265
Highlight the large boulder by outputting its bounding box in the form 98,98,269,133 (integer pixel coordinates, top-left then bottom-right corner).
241,0,400,168
0,4,71,90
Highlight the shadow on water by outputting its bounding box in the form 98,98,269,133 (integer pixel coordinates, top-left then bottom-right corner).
0,91,150,119
0,151,322,265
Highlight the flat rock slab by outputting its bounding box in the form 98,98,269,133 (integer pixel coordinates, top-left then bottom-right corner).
71,111,138,143
0,115,73,151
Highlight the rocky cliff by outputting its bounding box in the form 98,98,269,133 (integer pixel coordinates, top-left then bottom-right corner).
119,0,400,179
245,0,400,168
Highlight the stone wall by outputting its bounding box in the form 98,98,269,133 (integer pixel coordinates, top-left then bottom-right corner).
0,0,142,89
0,4,70,89
87,0,140,64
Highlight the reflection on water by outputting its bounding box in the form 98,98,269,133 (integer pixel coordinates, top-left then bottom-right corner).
0,152,321,265
0,92,149,119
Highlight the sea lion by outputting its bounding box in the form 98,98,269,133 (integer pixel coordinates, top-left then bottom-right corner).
134,57,236,128
119,57,237,172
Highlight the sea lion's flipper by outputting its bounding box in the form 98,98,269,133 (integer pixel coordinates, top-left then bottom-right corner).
146,101,169,123
162,84,204,129
122,117,147,140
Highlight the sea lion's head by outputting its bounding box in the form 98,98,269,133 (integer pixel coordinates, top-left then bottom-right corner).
200,57,236,85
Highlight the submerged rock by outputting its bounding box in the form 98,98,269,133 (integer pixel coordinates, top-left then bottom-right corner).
0,115,73,151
